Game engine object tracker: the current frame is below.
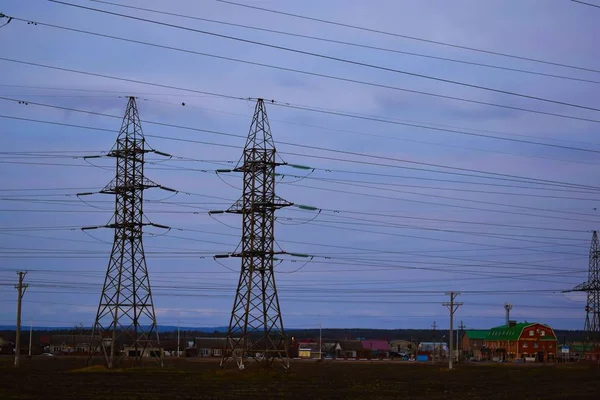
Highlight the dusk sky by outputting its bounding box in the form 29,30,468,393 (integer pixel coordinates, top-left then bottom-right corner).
1,0,599,332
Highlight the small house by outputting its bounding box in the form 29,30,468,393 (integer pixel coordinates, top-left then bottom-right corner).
335,340,363,359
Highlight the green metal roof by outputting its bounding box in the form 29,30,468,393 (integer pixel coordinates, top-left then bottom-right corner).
486,323,532,341
464,330,489,340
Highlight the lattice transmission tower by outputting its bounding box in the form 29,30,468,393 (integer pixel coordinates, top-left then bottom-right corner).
212,98,293,370
569,230,600,360
80,96,174,368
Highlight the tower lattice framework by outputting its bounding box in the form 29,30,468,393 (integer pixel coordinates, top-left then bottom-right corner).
571,230,600,359
218,99,292,370
84,97,170,368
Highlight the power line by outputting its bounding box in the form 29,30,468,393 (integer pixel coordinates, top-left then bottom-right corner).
3,96,598,192
215,0,600,74
84,0,600,85
39,4,600,113
140,97,600,167
3,53,600,128
269,102,600,154
6,83,600,149
571,0,600,9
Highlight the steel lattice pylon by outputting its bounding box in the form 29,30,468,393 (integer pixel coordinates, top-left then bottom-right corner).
84,97,169,368
218,99,292,370
571,230,600,360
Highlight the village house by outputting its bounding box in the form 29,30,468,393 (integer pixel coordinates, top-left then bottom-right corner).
192,337,247,358
461,330,489,361
335,340,363,359
389,339,417,358
297,340,321,359
484,321,558,362
122,344,163,358
361,340,391,359
47,334,95,354
193,337,227,357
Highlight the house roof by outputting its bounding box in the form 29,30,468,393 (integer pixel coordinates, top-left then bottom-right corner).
465,330,489,340
486,322,558,341
49,335,95,345
194,337,228,349
194,337,244,349
361,340,390,351
337,340,363,351
298,343,320,351
486,323,532,340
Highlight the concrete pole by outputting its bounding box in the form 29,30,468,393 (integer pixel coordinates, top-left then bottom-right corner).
177,319,180,358
28,320,33,357
319,323,322,359
455,325,459,363
449,294,454,370
14,271,28,367
443,292,463,370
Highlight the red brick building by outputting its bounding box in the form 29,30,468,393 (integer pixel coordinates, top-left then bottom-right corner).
484,322,558,362
461,330,488,361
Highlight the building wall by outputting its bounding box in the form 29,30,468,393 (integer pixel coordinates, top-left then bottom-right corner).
461,337,485,360
484,324,557,361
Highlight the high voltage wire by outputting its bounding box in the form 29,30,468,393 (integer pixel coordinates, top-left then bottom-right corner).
3,54,600,128
215,0,600,74
0,171,596,229
3,151,599,203
6,83,600,150
283,219,586,257
138,98,600,167
278,214,588,250
0,227,584,262
11,13,600,134
2,155,600,195
0,245,582,277
0,268,585,289
268,102,600,153
571,0,600,9
284,179,600,219
42,2,600,113
2,97,598,193
0,276,568,294
2,24,599,132
0,297,583,311
279,174,600,202
286,183,600,224
80,0,600,85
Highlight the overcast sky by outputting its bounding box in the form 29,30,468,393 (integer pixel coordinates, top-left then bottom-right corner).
0,0,599,333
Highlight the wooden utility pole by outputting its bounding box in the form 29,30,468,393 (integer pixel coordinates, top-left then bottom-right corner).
14,271,28,367
443,292,463,370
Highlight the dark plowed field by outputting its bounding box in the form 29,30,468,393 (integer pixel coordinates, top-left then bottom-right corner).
1,357,599,399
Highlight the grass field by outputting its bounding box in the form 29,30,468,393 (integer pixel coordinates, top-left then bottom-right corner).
1,357,599,399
